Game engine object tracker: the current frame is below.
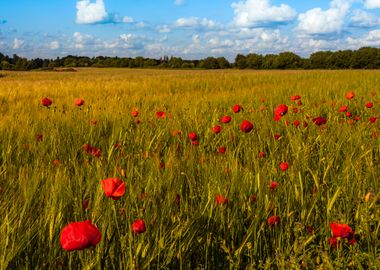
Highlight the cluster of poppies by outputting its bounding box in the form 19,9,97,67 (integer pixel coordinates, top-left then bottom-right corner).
60,178,146,251
42,90,376,252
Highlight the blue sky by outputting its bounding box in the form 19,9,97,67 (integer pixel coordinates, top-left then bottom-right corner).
1,0,380,60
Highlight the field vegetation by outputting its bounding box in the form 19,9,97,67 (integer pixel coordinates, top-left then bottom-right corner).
0,69,379,269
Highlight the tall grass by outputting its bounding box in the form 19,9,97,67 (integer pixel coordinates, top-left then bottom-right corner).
0,69,379,269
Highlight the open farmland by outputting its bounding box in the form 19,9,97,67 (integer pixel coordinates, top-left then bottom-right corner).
0,69,379,269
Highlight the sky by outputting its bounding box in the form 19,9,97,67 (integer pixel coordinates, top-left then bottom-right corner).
1,0,380,60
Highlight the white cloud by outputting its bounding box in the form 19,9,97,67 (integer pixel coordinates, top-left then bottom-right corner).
364,0,380,9
192,34,200,44
72,32,93,49
296,0,352,36
120,34,133,42
76,0,108,24
157,25,171,33
136,22,146,28
231,0,297,27
76,0,133,24
122,16,134,23
13,38,24,49
174,0,185,5
50,41,60,50
347,29,380,46
350,9,380,27
175,17,219,29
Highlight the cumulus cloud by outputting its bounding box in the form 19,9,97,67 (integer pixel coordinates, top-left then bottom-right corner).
157,25,171,33
192,34,200,44
76,0,108,24
347,29,380,47
174,17,220,29
296,0,352,36
231,0,297,27
50,41,60,50
350,9,380,28
119,34,144,49
13,38,24,49
364,0,380,9
76,0,134,24
72,32,94,49
122,16,134,23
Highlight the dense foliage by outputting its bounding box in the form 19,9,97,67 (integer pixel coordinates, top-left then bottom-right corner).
1,47,380,71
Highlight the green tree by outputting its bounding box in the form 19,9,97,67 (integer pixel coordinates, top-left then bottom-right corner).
246,53,263,69
235,54,247,69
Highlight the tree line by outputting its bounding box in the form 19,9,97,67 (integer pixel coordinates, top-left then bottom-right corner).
1,47,380,71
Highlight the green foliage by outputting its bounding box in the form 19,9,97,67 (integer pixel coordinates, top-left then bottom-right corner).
2,47,380,70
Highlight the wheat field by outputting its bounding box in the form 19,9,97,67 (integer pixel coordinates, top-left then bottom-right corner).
0,68,379,269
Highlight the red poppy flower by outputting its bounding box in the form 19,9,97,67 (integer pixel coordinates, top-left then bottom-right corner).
220,115,232,123
291,95,301,101
330,222,353,239
274,133,282,140
258,151,266,158
212,125,222,134
306,226,314,234
75,98,85,107
192,140,199,146
346,91,355,100
91,147,102,158
328,237,339,248
60,220,101,251
346,111,352,118
132,110,139,117
267,215,281,227
292,107,298,113
369,116,378,123
156,111,166,119
218,146,226,154
101,178,126,200
135,118,141,124
232,104,242,113
240,120,253,133
52,159,61,167
131,219,146,234
280,162,289,171
36,133,43,142
41,97,52,107
249,195,257,202
339,106,348,112
270,181,278,191
312,117,327,126
297,100,302,106
274,104,288,117
188,132,197,141
82,144,92,154
366,102,373,108
216,194,228,205
274,114,282,122
293,120,300,128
